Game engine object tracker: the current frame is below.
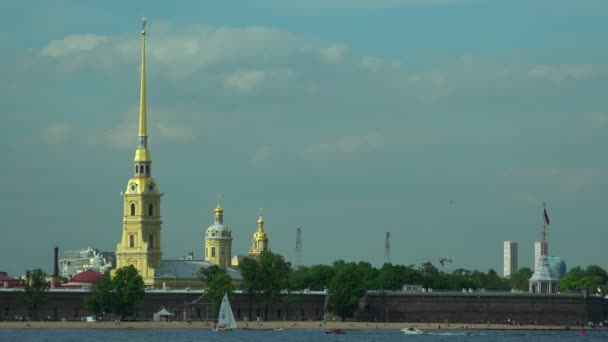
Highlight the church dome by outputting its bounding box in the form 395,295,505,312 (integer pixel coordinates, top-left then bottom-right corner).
205,223,232,238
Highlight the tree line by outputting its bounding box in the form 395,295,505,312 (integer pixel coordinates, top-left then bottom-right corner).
15,254,608,320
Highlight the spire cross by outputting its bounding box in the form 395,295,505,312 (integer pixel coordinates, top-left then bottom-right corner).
259,208,263,217
217,194,222,206
142,17,147,34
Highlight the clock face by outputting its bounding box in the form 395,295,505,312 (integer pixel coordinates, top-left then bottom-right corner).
130,183,137,192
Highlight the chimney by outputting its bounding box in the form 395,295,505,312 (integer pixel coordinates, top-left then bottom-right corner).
51,246,59,289
53,247,59,277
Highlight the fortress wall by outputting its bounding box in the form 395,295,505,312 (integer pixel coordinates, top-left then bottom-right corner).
0,290,326,322
1,289,605,324
360,291,608,325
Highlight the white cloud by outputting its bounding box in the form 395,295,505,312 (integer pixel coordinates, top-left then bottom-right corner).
42,122,75,145
527,64,597,84
321,45,348,63
304,133,385,156
156,122,193,142
252,145,275,164
41,34,108,58
224,69,266,92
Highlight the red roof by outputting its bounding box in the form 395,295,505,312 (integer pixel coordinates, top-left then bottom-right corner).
69,270,104,283
0,273,18,282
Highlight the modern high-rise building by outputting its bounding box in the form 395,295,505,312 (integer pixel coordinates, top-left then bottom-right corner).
534,241,548,272
503,241,518,277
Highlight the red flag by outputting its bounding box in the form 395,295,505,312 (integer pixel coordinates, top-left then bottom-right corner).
543,208,550,225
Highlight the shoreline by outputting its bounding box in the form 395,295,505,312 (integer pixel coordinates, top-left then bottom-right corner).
0,321,603,330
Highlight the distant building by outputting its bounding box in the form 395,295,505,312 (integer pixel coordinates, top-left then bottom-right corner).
534,241,548,272
59,247,114,278
547,256,567,279
503,241,518,277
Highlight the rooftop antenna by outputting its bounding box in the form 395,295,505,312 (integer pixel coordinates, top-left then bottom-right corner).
385,232,391,264
295,227,303,268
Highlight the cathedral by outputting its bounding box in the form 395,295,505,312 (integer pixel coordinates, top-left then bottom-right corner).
114,19,270,288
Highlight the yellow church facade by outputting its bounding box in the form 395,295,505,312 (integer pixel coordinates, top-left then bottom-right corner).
113,19,270,288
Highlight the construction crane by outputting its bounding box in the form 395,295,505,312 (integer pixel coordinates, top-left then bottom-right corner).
417,257,453,272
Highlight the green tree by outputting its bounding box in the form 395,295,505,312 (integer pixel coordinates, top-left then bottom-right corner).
18,269,49,320
508,267,533,291
198,265,225,285
258,251,291,320
302,264,335,291
239,257,261,320
85,271,116,317
327,262,367,320
585,265,608,283
198,265,234,314
560,266,586,291
112,265,145,318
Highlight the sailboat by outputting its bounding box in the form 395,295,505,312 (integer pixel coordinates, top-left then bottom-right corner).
214,293,237,331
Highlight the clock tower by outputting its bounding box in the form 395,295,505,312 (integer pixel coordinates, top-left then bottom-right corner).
115,18,162,285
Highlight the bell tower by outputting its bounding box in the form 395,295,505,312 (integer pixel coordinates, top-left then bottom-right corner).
115,18,163,285
249,208,269,258
205,196,233,267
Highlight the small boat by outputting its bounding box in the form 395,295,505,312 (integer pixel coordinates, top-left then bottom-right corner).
401,327,423,335
324,329,346,335
213,293,237,331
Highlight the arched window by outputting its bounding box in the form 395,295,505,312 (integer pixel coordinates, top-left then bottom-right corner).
130,203,135,216
135,165,138,173
146,165,150,174
206,247,208,258
211,247,216,257
148,235,154,249
148,204,154,216
129,235,135,248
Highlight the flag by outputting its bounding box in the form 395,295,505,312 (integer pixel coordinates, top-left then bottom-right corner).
543,207,550,225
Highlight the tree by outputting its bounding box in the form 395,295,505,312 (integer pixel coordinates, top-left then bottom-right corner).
302,264,335,291
239,257,261,320
85,271,116,317
198,265,225,285
198,265,234,314
258,251,291,320
112,265,145,318
18,269,49,320
327,262,366,320
508,267,533,291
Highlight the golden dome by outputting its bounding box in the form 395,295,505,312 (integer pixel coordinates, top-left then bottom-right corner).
214,195,223,215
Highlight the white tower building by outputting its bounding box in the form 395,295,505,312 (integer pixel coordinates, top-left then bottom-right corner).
503,241,518,277
534,241,548,272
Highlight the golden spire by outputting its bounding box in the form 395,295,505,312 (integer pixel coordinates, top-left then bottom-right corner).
257,208,264,231
138,17,147,137
214,195,223,215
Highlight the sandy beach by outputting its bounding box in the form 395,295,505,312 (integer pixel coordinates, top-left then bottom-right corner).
0,320,594,330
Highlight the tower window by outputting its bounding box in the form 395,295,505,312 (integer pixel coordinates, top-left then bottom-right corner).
135,166,138,173
206,247,208,258
211,247,216,257
146,165,150,174
129,235,135,248
148,235,154,249
130,203,135,216
148,204,154,216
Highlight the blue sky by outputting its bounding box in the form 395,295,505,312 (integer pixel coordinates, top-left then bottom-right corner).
1,0,607,276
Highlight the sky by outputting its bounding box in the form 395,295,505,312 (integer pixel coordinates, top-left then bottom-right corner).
1,0,607,277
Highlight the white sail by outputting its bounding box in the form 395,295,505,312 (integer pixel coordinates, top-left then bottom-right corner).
217,293,237,330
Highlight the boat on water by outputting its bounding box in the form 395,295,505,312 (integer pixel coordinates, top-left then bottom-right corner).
324,329,346,335
401,327,423,335
213,293,237,331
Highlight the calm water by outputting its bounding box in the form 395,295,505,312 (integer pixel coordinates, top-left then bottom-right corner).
0,329,606,342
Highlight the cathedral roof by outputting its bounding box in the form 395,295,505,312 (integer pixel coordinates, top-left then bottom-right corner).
155,260,242,280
